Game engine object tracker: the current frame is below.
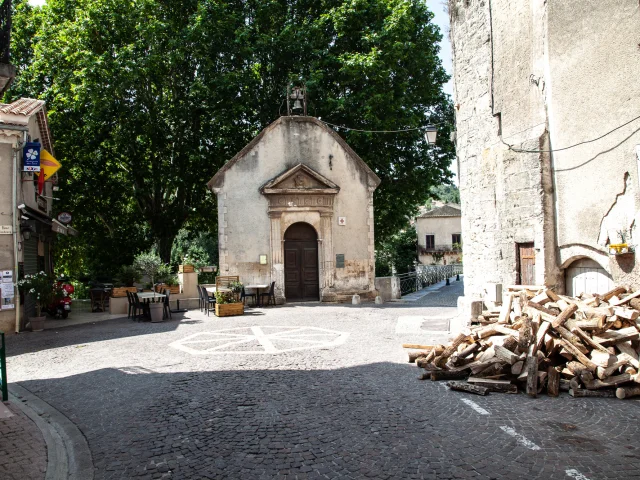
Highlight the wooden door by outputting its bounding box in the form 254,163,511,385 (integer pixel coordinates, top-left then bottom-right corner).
516,242,535,286
284,223,319,301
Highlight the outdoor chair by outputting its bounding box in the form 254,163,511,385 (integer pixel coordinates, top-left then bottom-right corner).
197,285,204,311
163,289,172,320
202,286,215,316
126,291,135,319
240,286,256,306
131,292,147,321
90,288,108,312
259,281,276,307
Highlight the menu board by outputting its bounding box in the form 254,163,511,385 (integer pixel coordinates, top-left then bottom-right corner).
1,270,14,310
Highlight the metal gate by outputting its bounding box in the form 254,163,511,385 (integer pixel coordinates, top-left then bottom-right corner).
396,264,463,296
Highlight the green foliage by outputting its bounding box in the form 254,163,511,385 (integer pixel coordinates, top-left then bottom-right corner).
430,184,460,204
11,0,454,275
133,252,163,287
17,272,61,316
229,281,244,294
215,291,238,305
375,226,418,275
163,275,179,286
116,265,141,287
430,251,445,265
170,229,217,270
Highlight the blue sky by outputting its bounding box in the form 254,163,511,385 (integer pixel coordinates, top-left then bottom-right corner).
425,0,453,97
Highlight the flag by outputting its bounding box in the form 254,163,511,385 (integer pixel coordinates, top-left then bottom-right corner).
35,150,61,195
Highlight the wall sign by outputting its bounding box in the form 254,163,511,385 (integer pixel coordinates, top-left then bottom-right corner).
336,254,345,268
1,270,14,310
338,217,346,226
22,142,41,172
0,226,12,235
57,212,72,224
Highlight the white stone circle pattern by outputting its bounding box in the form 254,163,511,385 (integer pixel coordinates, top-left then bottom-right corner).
170,326,349,355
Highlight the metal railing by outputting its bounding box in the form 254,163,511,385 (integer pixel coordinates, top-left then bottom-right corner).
0,0,10,65
0,332,7,401
396,264,463,296
418,244,462,254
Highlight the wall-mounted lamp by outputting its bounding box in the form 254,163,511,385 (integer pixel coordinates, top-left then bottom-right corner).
22,230,31,240
424,126,438,145
259,254,268,265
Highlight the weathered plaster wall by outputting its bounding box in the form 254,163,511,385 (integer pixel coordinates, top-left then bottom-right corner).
0,140,15,333
451,0,640,301
450,0,559,299
416,215,462,265
547,0,640,287
213,117,377,302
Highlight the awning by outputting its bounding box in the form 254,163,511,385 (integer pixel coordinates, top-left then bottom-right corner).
51,219,67,235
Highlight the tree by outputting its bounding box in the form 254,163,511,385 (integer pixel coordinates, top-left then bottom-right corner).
10,0,454,269
375,226,418,276
430,184,460,204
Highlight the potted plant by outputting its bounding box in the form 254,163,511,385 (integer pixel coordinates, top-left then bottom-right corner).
214,288,244,317
164,275,181,294
133,252,164,322
17,272,58,331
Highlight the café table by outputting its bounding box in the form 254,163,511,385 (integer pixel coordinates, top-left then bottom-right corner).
136,292,166,321
245,284,269,306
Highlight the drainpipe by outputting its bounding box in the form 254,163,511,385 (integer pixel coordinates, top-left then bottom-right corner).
5,124,29,333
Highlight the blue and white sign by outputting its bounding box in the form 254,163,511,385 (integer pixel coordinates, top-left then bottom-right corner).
23,142,41,172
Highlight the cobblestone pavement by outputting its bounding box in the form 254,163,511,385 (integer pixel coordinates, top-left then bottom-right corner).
5,286,640,479
0,402,47,480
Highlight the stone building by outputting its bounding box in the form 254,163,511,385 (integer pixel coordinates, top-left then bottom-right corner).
449,0,640,302
207,116,380,303
416,203,462,266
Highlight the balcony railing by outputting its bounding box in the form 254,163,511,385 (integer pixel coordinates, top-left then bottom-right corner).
418,244,462,255
0,0,10,65
396,264,463,296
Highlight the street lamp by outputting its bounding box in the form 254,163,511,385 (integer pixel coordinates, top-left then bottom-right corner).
424,125,438,145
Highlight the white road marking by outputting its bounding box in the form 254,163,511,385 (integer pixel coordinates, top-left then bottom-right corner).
460,398,490,415
251,326,277,353
499,426,541,451
565,469,591,480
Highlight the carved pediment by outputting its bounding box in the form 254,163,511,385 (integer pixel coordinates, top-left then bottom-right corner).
261,164,340,195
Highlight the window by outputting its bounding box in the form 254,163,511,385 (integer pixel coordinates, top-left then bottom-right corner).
452,234,461,246
425,235,435,249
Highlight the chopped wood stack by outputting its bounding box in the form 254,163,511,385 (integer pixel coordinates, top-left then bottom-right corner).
407,285,640,399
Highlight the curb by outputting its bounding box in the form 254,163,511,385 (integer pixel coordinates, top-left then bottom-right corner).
9,383,94,480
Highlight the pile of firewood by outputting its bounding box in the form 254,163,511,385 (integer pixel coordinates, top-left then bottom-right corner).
407,285,640,399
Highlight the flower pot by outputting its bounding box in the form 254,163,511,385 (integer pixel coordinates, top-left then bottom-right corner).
215,303,244,317
148,302,164,323
29,316,46,332
179,264,195,273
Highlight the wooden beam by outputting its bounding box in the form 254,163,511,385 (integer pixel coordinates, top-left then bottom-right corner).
446,381,489,396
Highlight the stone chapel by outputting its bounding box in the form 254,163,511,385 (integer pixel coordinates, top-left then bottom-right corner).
207,116,380,303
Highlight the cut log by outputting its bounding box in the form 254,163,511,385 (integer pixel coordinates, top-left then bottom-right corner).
535,321,550,351
616,386,640,399
581,306,614,319
495,345,520,365
585,373,633,390
613,307,640,321
527,301,558,318
531,291,550,305
416,357,439,369
408,351,431,363
574,317,603,331
559,339,597,372
594,327,640,347
569,388,616,398
518,315,533,351
610,289,640,307
600,285,627,301
597,359,631,380
511,360,524,376
502,335,518,352
566,361,592,377
457,342,480,359
403,344,442,350
498,294,513,324
559,379,571,391
555,326,589,354
629,298,640,311
433,333,469,367
616,342,640,369
431,370,468,381
525,354,538,398
570,326,609,353
547,367,560,397
551,303,578,329
446,381,489,396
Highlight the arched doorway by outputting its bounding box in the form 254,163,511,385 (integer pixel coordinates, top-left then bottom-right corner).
284,222,320,301
565,258,614,296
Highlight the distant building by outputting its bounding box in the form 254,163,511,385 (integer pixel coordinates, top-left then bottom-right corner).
207,116,381,303
416,204,462,265
449,0,638,300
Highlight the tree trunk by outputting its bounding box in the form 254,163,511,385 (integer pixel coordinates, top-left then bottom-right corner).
157,233,177,264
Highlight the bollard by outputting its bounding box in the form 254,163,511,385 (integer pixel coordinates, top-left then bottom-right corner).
352,294,361,305
446,278,450,286
375,296,383,305
456,274,460,281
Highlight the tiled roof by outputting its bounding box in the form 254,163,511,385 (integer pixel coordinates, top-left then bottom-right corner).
418,204,461,218
0,98,46,116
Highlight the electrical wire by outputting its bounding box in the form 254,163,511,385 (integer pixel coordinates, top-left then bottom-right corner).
318,119,444,134
502,113,640,153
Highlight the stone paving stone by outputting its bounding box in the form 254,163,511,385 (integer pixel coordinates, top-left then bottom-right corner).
4,283,640,479
0,401,47,480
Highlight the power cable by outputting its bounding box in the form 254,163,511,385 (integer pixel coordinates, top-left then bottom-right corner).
502,113,640,153
318,119,445,134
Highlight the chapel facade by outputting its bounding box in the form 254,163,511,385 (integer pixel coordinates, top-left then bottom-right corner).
207,116,380,303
